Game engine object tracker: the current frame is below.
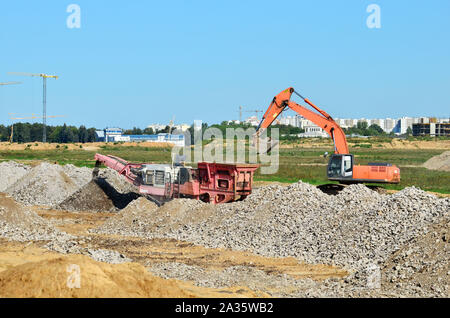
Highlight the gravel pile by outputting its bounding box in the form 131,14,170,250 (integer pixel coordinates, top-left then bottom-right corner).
91,197,212,236
5,162,79,206
380,216,449,297
62,164,92,188
97,168,139,194
57,180,118,212
95,182,449,284
0,161,31,192
0,193,73,242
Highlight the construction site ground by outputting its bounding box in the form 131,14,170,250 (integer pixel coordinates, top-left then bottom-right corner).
0,208,346,298
0,144,449,298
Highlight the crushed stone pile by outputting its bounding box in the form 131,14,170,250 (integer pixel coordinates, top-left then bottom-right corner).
97,168,139,194
423,151,450,172
61,164,92,188
380,216,449,297
57,180,118,212
92,197,211,236
0,193,73,242
57,177,140,212
5,162,79,206
2,160,139,210
94,182,449,283
0,161,31,192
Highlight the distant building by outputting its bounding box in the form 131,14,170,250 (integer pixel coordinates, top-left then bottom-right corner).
412,122,450,137
95,130,105,142
244,116,259,127
123,133,186,147
147,123,191,132
299,125,329,138
102,127,123,142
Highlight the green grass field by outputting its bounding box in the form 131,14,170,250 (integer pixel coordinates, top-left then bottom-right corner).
1,144,449,194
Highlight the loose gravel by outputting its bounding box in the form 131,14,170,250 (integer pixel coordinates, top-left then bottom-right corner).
0,161,31,192
5,162,79,206
95,181,449,291
0,193,73,242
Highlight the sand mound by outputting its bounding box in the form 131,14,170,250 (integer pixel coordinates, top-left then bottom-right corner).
6,162,78,206
0,161,31,192
0,254,197,298
423,151,450,172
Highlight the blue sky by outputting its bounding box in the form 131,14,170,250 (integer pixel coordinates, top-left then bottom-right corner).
0,0,449,129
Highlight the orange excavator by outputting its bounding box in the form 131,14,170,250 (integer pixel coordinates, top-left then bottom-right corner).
254,87,400,184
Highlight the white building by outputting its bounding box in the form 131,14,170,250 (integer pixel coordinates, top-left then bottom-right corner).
244,116,260,127
299,126,329,138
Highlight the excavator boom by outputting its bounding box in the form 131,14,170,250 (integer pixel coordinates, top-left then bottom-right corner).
256,87,349,154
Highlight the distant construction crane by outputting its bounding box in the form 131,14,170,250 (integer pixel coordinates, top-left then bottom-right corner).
8,72,59,142
238,106,263,122
8,113,65,143
0,81,22,86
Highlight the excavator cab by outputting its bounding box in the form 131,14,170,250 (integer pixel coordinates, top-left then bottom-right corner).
327,154,354,181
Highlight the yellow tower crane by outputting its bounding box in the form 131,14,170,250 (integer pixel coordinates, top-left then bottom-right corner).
8,72,59,142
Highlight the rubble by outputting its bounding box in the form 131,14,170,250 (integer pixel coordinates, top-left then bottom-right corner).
96,181,449,294
5,162,79,206
0,193,73,242
0,161,31,192
0,159,448,297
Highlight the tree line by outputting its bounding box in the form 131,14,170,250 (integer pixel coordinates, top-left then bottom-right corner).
0,123,98,143
343,122,390,136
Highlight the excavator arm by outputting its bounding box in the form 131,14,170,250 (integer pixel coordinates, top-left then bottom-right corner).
255,87,349,154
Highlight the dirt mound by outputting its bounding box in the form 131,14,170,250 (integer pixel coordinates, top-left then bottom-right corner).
0,254,198,298
0,193,71,242
423,151,450,172
0,161,31,192
57,179,140,212
6,162,79,206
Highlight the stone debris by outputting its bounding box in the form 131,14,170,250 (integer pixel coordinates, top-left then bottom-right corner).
91,197,212,237
0,193,73,242
0,161,31,192
5,162,79,206
86,249,132,264
43,239,132,264
0,159,448,297
57,180,118,212
95,181,449,295
61,164,92,188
